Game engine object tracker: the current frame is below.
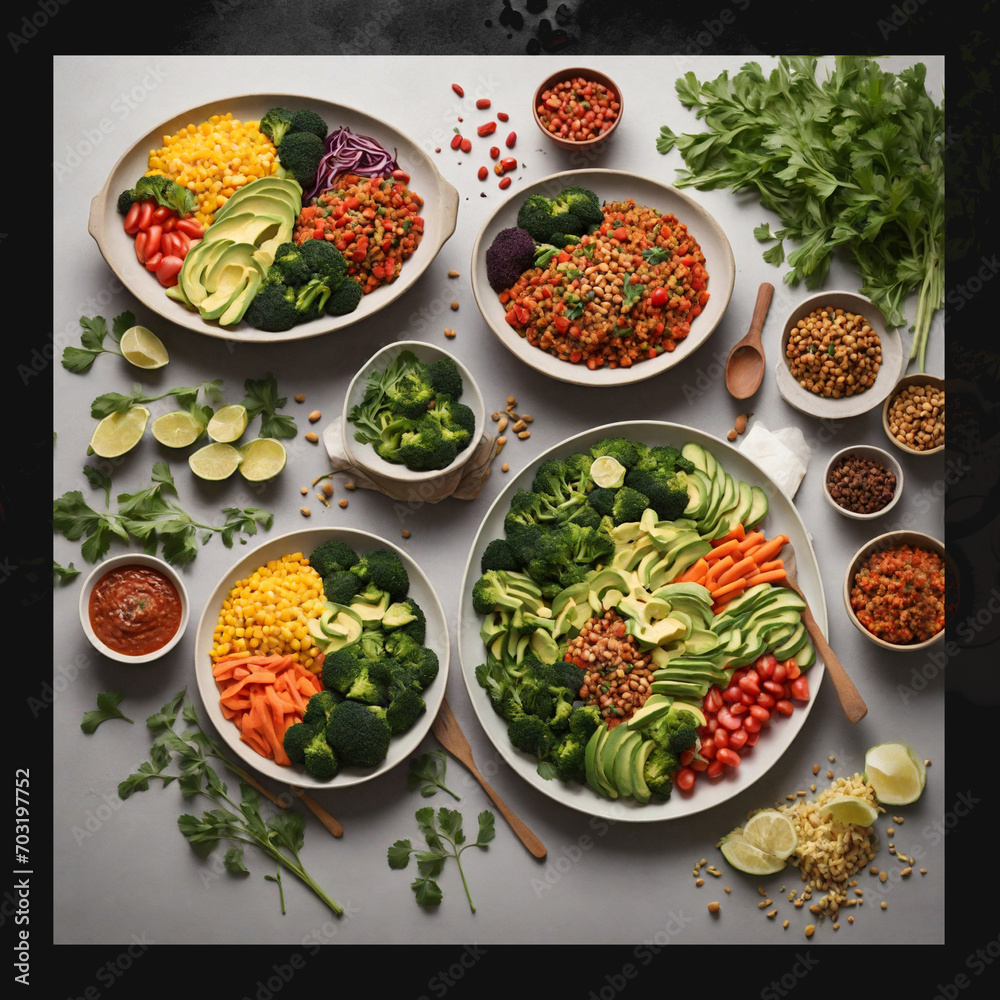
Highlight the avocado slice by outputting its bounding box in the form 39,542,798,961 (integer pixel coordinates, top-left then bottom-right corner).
745,485,770,530
626,694,673,731
529,627,561,664
598,723,633,798
630,738,656,805
586,725,618,799
612,730,642,799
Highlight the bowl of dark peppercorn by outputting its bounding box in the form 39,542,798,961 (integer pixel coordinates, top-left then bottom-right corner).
823,445,903,520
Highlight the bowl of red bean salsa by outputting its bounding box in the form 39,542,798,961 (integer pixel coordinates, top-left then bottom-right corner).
532,68,623,149
844,531,948,651
470,169,735,387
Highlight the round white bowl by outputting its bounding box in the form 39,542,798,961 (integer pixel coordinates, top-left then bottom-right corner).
775,290,903,419
79,553,190,664
822,444,904,521
881,373,946,456
843,530,948,652
341,340,486,483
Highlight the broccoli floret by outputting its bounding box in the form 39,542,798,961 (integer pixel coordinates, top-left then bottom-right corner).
555,185,604,227
384,363,436,418
357,627,387,661
568,704,604,741
322,569,363,606
321,647,363,695
425,357,464,400
391,599,426,644
502,490,555,533
311,539,359,576
385,688,426,735
325,277,363,316
643,746,679,801
298,237,348,283
427,397,475,453
471,569,545,616
524,522,614,587
480,538,520,574
260,106,293,147
383,631,439,692
344,661,390,706
624,467,691,522
504,523,547,570
289,108,329,142
277,130,325,186
302,690,341,729
268,242,312,285
303,729,340,782
400,417,460,470
507,712,555,759
118,174,198,216
349,548,410,604
282,721,319,765
324,700,391,768
485,226,537,292
611,486,651,526
516,193,587,245
590,436,641,470
648,708,702,753
532,458,589,516
550,733,588,784
587,487,617,518
410,645,439,691
243,284,300,332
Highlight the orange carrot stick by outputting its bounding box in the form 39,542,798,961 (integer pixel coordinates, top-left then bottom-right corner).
716,555,758,588
705,555,734,587
758,559,784,574
715,521,746,544
706,538,740,562
744,569,787,586
751,535,788,565
711,578,748,601
737,531,766,553
677,557,710,584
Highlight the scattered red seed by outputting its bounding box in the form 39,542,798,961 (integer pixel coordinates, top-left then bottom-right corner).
497,111,509,122
477,121,497,137
435,147,441,153
505,131,517,148
498,177,512,190
457,116,463,123
476,98,491,109
494,163,505,176
460,137,472,153
450,134,463,150
500,156,518,171
478,166,488,180
489,146,500,160
451,83,464,97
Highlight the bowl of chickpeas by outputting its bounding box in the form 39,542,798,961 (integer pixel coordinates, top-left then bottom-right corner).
882,374,945,456
532,68,623,151
774,290,905,419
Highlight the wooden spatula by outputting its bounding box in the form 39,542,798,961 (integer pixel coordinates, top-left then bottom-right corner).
782,543,867,724
431,697,547,859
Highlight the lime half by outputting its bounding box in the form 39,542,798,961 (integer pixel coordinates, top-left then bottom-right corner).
819,795,879,828
238,438,287,482
89,406,150,458
152,410,205,448
864,742,926,806
120,326,169,369
207,404,249,443
741,809,798,861
719,832,787,876
188,442,241,481
591,456,627,489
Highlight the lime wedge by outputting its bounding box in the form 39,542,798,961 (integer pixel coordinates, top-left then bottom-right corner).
591,456,627,489
819,795,879,828
207,403,249,443
719,832,787,876
152,410,205,448
741,809,798,861
864,742,926,806
89,406,150,458
188,442,241,480
119,325,169,369
238,438,287,482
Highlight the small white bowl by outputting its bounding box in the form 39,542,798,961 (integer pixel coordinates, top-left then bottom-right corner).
843,530,947,652
79,553,189,663
881,373,945,456
342,340,485,483
774,290,904,419
822,444,904,521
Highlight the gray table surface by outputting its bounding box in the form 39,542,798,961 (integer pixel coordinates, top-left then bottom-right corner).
53,54,944,947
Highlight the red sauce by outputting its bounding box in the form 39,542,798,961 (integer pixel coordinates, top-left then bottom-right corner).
88,564,182,656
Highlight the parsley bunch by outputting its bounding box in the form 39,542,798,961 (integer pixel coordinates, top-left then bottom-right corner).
657,56,944,371
52,461,273,566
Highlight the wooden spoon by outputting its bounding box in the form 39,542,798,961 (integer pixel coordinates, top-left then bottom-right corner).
782,543,868,724
725,282,773,399
431,697,547,859
288,786,344,838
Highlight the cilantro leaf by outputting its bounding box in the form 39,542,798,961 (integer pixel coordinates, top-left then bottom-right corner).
81,691,134,734
240,375,297,439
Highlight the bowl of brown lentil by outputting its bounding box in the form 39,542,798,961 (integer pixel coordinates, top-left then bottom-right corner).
774,290,904,419
822,445,904,521
881,374,945,456
843,530,948,652
532,68,623,150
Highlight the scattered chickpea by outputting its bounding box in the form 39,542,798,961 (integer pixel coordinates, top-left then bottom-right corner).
735,413,748,434
294,393,306,403
497,416,508,433
339,499,348,508
308,410,322,423
707,902,720,914
450,300,459,311
501,462,509,473
322,481,334,497
316,493,330,507
804,924,815,938
305,432,319,443
300,506,311,517
507,395,516,405
401,529,411,539
521,414,533,423
444,327,457,338
696,878,705,887
300,487,308,495
517,430,531,440
727,429,738,441
344,481,356,491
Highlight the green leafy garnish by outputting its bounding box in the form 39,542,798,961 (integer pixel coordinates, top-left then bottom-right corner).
119,690,343,916
53,560,80,583
61,312,136,374
81,691,134,734
240,375,297,439
388,806,495,912
90,380,222,419
657,56,944,370
642,246,673,265
406,751,461,800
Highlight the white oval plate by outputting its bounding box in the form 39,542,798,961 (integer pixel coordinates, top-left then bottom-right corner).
194,527,448,790
89,93,459,343
457,420,826,821
470,169,735,386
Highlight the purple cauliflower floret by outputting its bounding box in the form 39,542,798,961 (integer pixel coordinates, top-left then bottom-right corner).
485,226,537,293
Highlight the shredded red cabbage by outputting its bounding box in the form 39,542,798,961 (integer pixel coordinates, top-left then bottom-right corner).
303,126,399,202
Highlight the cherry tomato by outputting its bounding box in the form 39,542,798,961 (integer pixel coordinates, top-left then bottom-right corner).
123,201,142,234
706,759,726,778
675,767,696,792
790,676,810,701
155,256,184,287
716,747,741,768
649,286,669,308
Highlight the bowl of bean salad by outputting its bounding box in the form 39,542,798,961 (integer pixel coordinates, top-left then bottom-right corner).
470,169,735,387
774,290,905,419
881,374,945,456
532,68,623,150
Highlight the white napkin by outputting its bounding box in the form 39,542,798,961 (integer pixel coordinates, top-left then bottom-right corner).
321,416,498,503
738,422,811,500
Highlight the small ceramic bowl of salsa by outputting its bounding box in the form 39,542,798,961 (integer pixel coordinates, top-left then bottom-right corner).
79,553,189,663
532,68,623,151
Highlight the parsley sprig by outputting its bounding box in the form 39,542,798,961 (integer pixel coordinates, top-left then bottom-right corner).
61,312,136,374
406,751,461,800
90,379,222,420
240,375,297,439
52,462,273,566
119,691,342,916
388,806,495,912
81,691,134,734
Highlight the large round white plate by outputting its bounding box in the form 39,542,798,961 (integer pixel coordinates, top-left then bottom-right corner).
194,527,449,790
470,169,735,387
457,420,826,821
89,94,459,343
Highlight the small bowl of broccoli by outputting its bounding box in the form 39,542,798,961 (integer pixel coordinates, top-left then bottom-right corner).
342,341,486,484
